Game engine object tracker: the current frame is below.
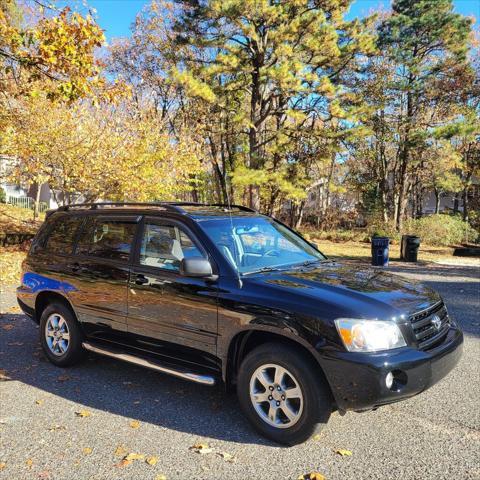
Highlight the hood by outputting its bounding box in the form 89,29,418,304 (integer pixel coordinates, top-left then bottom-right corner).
245,261,440,321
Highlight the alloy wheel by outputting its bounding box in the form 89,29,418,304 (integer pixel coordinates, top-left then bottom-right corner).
45,313,70,356
249,363,304,429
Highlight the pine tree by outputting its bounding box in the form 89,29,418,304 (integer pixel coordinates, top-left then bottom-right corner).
172,0,375,210
378,0,472,230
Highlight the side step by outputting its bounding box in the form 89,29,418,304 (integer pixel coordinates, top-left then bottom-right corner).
82,342,216,386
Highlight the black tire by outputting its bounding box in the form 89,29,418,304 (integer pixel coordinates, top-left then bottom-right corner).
237,342,332,446
39,302,86,367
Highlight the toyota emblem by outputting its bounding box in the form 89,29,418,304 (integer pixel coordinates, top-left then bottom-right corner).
431,315,442,330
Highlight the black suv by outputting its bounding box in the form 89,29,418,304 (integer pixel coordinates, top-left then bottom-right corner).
17,202,463,445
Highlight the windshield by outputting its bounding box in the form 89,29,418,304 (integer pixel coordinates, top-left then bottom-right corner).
197,216,326,274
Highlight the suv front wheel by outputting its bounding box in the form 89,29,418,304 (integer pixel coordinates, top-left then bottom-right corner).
237,342,332,445
39,302,86,367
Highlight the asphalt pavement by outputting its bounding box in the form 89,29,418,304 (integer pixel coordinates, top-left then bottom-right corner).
0,263,479,480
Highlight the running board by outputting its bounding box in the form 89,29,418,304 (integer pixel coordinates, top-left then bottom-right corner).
82,342,216,386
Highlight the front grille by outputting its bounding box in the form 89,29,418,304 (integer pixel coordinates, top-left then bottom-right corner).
409,302,450,350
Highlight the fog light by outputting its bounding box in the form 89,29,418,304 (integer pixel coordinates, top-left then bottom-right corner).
385,371,394,389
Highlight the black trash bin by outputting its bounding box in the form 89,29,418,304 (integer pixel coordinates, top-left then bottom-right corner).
371,236,390,266
401,235,420,262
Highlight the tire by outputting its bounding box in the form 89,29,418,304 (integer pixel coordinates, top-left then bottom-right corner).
237,342,332,446
39,302,86,367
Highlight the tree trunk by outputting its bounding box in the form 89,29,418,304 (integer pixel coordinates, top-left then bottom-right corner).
33,183,41,220
462,186,468,221
247,46,263,211
453,193,459,214
416,186,424,218
295,201,306,229
377,110,389,223
396,78,415,232
434,189,441,214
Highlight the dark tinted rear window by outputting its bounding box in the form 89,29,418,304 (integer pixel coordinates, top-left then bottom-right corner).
44,215,83,254
76,217,137,261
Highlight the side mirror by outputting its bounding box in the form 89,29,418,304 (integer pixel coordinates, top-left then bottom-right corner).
310,242,319,250
180,257,216,279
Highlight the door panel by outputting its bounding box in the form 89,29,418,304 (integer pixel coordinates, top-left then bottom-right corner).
67,215,138,341
68,258,131,337
127,218,218,359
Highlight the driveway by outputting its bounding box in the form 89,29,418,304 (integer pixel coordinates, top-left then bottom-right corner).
0,263,479,480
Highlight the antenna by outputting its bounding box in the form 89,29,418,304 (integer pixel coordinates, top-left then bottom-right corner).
224,174,243,288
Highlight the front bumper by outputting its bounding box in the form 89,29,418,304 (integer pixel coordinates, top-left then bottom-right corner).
319,324,463,412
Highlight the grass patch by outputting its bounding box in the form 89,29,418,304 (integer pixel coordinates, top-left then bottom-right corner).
0,204,44,234
0,245,28,284
314,239,479,265
0,204,43,284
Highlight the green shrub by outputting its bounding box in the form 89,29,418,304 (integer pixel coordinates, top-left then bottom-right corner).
0,187,6,203
367,224,401,243
404,214,478,246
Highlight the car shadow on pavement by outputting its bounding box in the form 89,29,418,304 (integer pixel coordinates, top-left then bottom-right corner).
0,313,278,447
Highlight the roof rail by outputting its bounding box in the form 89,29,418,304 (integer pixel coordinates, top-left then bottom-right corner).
55,202,257,214
56,202,185,213
167,202,257,213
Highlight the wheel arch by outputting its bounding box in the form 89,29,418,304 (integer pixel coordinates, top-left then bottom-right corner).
224,328,333,403
35,291,79,324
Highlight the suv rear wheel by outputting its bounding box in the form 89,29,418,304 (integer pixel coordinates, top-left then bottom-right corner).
237,342,332,445
39,302,86,367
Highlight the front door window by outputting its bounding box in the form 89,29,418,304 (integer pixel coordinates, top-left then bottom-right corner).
139,223,204,271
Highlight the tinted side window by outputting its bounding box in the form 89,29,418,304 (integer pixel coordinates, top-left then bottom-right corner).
77,218,137,261
44,216,83,254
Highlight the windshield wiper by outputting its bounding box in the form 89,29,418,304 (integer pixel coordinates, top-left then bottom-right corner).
292,259,329,269
242,266,285,276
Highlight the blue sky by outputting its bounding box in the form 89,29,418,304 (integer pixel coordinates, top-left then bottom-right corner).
79,0,479,41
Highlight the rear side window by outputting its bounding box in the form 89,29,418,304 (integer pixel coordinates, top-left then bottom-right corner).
43,215,83,254
77,217,137,261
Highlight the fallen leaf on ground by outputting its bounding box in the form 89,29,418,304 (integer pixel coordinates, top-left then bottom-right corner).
335,449,352,457
57,375,71,382
48,425,66,431
0,370,8,381
35,399,44,405
0,462,5,470
118,453,145,467
75,410,92,418
155,475,167,480
312,434,322,441
1,325,14,331
189,443,213,454
298,473,326,480
129,420,140,429
145,456,158,466
217,451,235,463
82,448,93,455
26,459,33,468
125,453,144,461
114,446,127,457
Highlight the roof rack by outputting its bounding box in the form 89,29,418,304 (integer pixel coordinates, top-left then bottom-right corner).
171,202,257,213
56,202,185,213
56,202,257,214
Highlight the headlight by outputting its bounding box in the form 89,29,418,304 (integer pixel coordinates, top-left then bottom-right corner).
335,318,406,352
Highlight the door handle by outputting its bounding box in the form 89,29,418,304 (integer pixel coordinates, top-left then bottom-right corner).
134,274,149,285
